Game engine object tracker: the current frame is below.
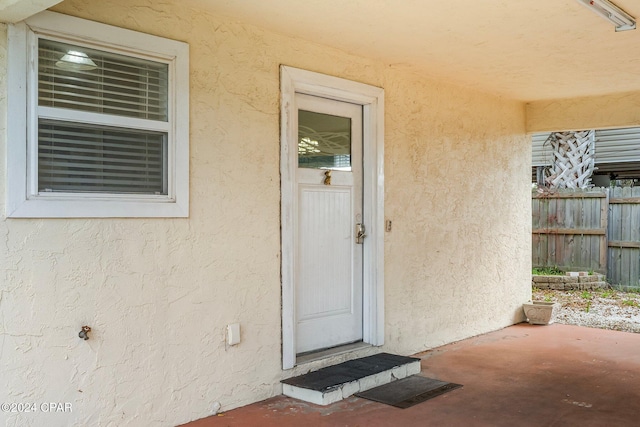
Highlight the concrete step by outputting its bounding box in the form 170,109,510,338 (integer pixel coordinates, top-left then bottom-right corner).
281,352,421,405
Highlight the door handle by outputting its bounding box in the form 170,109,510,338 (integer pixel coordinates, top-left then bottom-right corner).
323,170,331,185
356,223,366,244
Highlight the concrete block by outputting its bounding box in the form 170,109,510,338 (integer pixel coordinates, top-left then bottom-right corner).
406,360,422,376
341,381,360,399
359,371,392,392
282,384,342,406
391,365,407,380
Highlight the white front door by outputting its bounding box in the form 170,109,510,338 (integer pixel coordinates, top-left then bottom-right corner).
295,93,364,354
280,65,385,370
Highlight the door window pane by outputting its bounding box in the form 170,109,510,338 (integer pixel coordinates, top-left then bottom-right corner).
298,110,351,170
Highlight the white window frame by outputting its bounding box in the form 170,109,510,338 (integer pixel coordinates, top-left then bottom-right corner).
6,11,189,218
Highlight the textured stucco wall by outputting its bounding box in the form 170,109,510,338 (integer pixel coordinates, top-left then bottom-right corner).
526,91,640,132
383,73,531,354
0,1,531,426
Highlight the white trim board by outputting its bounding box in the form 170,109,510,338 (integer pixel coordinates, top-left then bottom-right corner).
280,66,385,370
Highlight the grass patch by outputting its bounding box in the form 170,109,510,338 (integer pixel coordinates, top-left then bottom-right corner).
622,299,639,307
533,266,564,275
600,289,615,299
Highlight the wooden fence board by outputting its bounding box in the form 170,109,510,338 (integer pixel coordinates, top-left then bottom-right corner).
549,197,557,266
609,197,640,204
600,191,609,271
565,197,576,267
532,228,606,235
609,248,621,285
608,187,620,285
621,188,631,285
582,197,591,268
532,192,607,199
608,241,640,249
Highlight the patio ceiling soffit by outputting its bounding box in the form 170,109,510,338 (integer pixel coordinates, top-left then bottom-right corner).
0,0,62,23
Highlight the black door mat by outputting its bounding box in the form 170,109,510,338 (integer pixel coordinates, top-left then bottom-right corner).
355,375,462,409
281,353,420,392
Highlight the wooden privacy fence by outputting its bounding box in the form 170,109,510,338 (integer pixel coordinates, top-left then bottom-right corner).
532,188,608,274
533,187,640,288
608,187,640,288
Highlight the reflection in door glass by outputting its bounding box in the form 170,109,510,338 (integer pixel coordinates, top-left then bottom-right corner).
298,110,351,170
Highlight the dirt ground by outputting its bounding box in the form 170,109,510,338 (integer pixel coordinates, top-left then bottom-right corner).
532,287,640,333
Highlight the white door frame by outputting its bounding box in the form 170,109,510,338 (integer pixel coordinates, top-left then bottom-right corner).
280,66,385,370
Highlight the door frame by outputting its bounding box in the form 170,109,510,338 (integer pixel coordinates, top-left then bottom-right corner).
280,66,385,370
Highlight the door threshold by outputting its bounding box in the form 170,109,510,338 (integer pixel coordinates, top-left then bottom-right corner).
296,341,371,366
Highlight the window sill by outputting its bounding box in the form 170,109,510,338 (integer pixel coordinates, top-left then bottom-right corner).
6,197,188,218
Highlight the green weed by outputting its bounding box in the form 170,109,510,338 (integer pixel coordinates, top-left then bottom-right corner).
601,289,615,298
532,266,564,275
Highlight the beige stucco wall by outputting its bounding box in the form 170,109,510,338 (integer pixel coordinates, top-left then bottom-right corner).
526,91,640,132
0,0,531,426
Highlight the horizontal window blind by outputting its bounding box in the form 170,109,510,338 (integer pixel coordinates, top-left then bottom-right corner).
38,39,169,121
38,120,167,194
36,38,170,196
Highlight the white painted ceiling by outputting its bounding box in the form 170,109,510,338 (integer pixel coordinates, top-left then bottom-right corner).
190,0,640,102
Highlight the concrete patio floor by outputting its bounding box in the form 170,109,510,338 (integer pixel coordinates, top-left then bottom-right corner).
181,323,640,426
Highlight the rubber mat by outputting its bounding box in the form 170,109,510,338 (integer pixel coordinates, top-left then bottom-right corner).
281,353,420,392
355,375,462,409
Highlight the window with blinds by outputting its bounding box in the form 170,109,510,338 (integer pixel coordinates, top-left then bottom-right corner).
37,38,169,194
7,11,189,218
